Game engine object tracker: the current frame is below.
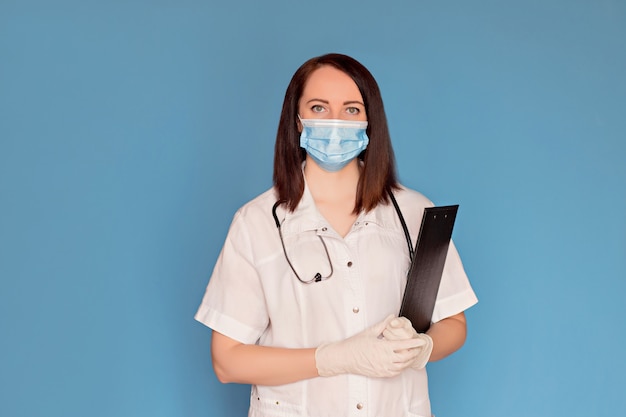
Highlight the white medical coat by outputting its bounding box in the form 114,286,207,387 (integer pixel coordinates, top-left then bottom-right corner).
195,183,478,417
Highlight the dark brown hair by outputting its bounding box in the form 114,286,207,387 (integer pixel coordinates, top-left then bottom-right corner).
273,53,399,213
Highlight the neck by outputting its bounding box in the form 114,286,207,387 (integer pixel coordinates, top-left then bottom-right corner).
304,158,360,206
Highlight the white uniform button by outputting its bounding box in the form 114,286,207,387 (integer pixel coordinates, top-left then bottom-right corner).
347,261,353,267
352,307,360,313
356,403,364,410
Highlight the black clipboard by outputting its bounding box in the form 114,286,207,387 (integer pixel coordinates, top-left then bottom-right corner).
399,205,458,333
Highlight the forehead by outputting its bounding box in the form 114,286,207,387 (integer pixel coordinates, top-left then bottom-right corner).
301,65,363,101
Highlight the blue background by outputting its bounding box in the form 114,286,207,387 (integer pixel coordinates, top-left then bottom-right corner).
1,1,625,416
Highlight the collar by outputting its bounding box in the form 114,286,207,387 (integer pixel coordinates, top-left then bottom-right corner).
275,161,405,235
278,181,328,236
276,183,404,237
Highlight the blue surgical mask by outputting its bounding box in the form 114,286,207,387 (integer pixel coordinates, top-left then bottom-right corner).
299,117,369,172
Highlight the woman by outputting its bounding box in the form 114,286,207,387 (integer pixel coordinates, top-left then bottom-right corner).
195,53,478,417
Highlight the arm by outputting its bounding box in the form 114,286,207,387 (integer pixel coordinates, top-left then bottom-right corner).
426,311,467,362
211,315,425,385
211,330,319,386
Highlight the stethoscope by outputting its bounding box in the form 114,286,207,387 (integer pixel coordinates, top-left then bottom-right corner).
272,190,414,284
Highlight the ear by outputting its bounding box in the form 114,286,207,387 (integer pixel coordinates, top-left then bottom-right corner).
296,115,303,133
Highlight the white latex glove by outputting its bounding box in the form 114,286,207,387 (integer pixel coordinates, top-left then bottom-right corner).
382,316,433,370
315,315,426,378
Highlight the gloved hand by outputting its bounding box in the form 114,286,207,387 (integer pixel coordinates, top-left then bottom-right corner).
315,315,425,378
382,316,433,370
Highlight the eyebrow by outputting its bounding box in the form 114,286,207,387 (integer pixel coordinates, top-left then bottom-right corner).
305,99,365,106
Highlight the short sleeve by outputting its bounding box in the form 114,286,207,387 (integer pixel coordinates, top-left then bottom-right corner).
431,240,478,323
194,210,270,344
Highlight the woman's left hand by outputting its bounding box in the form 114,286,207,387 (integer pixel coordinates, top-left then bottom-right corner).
383,316,433,369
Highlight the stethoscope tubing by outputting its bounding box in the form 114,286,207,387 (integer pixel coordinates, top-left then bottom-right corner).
272,190,413,284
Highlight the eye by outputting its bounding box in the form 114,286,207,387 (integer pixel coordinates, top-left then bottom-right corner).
346,107,361,115
311,104,326,113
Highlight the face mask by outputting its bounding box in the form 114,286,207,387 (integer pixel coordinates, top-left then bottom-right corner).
299,117,369,172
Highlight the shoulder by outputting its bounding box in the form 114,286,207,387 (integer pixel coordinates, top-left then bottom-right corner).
219,187,279,250
392,184,435,210
385,185,437,236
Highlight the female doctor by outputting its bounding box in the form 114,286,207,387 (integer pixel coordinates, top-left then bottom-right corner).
195,53,477,417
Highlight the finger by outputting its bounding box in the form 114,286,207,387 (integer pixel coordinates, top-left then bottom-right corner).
372,314,397,335
392,337,427,351
391,348,421,366
383,326,412,341
390,316,413,329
